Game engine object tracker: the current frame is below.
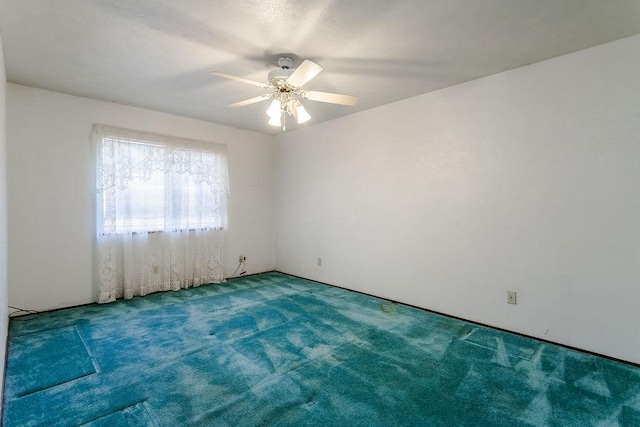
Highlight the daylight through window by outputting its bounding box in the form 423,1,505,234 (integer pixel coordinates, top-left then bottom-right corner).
94,125,228,235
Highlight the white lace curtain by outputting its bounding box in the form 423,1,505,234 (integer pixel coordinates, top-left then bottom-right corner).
93,124,228,303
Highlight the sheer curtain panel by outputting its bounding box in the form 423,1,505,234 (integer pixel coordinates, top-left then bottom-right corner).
93,125,228,303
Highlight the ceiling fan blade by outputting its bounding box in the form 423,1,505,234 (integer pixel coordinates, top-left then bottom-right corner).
212,71,269,89
228,94,271,108
303,90,359,106
286,59,324,88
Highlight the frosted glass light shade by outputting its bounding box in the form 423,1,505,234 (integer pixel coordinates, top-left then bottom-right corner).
266,99,281,118
268,115,282,127
296,105,311,124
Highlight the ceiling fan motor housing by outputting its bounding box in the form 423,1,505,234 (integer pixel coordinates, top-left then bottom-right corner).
269,57,296,89
268,68,294,86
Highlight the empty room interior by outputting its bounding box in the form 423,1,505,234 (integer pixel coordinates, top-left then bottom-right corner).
1,1,640,425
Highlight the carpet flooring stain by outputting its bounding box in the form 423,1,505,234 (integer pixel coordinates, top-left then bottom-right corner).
3,272,640,426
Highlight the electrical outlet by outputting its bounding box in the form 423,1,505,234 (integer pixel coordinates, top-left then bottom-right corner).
507,291,517,305
239,255,246,263
317,257,322,266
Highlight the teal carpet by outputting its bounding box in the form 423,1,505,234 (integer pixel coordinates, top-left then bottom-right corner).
3,272,640,426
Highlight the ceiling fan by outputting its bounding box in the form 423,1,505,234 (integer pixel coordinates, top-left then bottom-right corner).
212,57,358,131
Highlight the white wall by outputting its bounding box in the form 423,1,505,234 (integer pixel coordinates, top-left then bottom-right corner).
7,84,276,312
276,34,640,364
5,34,640,367
0,31,8,415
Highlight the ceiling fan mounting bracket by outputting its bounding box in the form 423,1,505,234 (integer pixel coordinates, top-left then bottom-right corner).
277,57,294,69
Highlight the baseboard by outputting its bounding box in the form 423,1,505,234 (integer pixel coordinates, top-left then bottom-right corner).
8,269,638,369
276,270,640,369
8,270,278,319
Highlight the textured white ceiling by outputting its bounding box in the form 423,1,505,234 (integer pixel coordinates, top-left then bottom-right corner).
1,0,640,135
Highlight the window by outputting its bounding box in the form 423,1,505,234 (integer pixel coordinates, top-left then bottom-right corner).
94,125,229,303
94,125,228,235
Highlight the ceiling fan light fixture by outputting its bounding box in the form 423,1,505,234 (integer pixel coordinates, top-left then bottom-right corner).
213,57,358,131
296,104,311,124
266,99,281,118
268,115,282,127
